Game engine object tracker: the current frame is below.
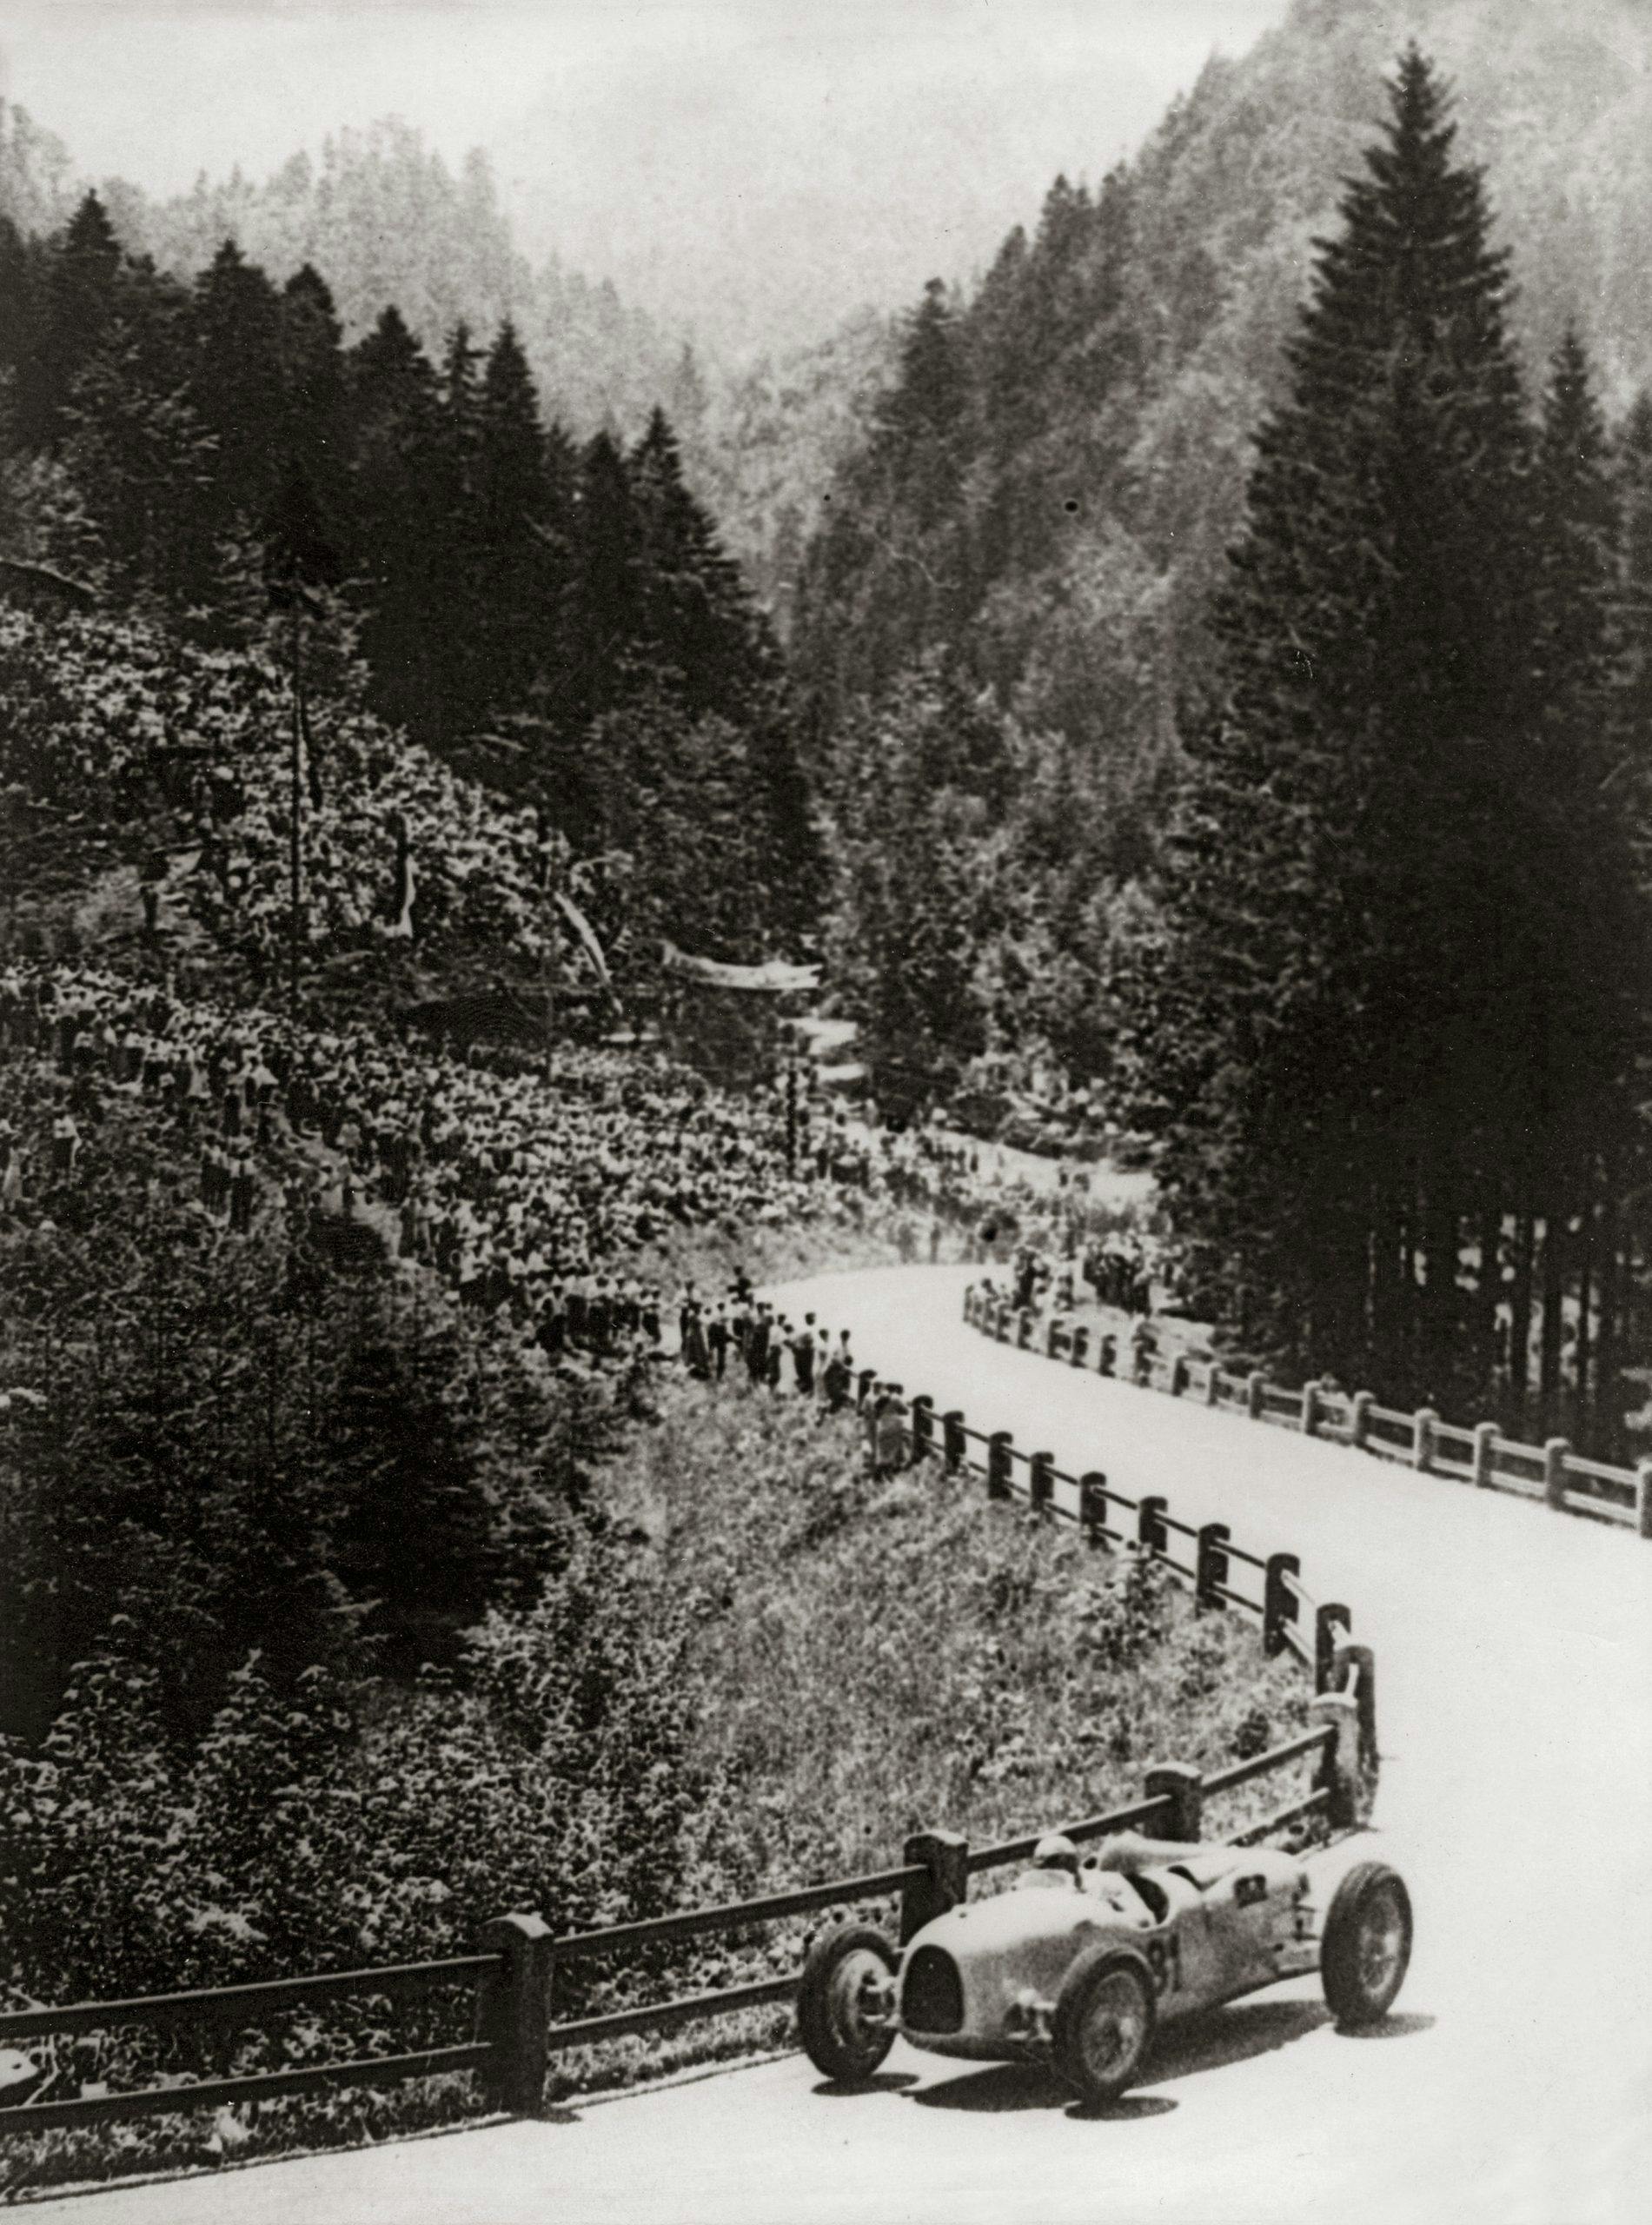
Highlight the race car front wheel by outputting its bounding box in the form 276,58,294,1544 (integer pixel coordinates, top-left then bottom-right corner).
797,1923,898,2082
1052,1947,1158,2107
1320,1861,1413,2028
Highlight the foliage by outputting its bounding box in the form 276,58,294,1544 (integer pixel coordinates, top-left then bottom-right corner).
1116,51,1652,1448
628,1375,1310,1895
0,198,819,972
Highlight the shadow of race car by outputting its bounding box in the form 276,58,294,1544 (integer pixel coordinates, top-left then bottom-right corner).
797,1829,1412,2108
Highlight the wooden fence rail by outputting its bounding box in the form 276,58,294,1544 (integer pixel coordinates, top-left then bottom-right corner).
1,1312,1371,2141
964,1286,1652,1538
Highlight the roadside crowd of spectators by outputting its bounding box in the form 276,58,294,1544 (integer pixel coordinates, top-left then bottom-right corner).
0,965,991,1401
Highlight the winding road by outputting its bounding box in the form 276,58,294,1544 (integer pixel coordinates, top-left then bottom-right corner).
30,1265,1652,2223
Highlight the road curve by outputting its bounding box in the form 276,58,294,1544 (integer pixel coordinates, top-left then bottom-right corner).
30,1264,1652,2225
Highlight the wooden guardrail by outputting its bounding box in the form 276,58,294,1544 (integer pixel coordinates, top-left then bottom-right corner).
0,1325,1370,2141
965,1285,1652,1538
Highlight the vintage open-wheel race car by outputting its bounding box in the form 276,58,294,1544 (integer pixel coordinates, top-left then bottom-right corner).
796,1828,1412,2108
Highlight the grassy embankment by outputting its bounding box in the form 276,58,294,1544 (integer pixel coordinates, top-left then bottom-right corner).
0,1071,1305,2194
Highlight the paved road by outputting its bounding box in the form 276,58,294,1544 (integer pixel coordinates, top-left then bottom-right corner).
30,1265,1652,2223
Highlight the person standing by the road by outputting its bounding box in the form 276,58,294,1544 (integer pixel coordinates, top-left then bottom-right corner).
792,1312,817,1394
707,1302,729,1380
681,1302,710,1380
823,1336,851,1411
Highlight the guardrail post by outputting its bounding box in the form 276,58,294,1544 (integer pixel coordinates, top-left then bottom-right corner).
996,1303,1012,1342
1098,1332,1118,1378
1195,1522,1231,1609
1413,1407,1437,1472
1264,1551,1300,1656
1017,1310,1034,1349
962,1285,975,1324
1543,1437,1570,1511
856,1367,877,1411
1335,1640,1379,1782
1144,1763,1203,1843
900,1829,970,1944
1070,1325,1090,1367
1246,1371,1266,1420
1045,1318,1062,1358
1170,1354,1190,1398
1350,1391,1372,1449
1028,1451,1055,1519
1314,1603,1351,1692
1310,1689,1363,1830
1204,1363,1222,1408
987,1429,1014,1501
1301,1380,1321,1437
911,1394,935,1459
476,1912,554,2117
1638,1459,1652,1541
1078,1471,1110,1549
942,1409,966,1472
1137,1494,1167,1554
1471,1419,1497,1487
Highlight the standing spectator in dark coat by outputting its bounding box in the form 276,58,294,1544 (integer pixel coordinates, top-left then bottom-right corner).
681,1304,710,1380
792,1316,817,1393
823,1341,851,1411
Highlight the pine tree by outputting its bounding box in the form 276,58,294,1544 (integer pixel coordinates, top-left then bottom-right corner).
278,264,348,527
1136,49,1589,1405
474,322,554,716
58,258,216,600
328,1327,496,1671
347,305,445,735
190,240,286,530
23,191,123,450
1612,392,1652,760
1521,333,1650,1433
569,428,642,731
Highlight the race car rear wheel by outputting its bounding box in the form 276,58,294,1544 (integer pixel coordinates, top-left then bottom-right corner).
1052,1947,1158,2107
1321,1861,1413,2028
796,1923,899,2082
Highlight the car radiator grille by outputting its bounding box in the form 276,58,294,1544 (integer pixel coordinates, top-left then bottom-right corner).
902,1946,964,2034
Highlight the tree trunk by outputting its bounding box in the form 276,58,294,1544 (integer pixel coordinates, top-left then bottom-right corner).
1594,1186,1621,1453
1508,1208,1536,1407
1537,1201,1567,1426
1476,1192,1503,1406
1573,1184,1595,1445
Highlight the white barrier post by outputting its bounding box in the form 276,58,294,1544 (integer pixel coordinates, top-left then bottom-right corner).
1471,1419,1497,1488
1543,1437,1570,1511
1413,1408,1437,1473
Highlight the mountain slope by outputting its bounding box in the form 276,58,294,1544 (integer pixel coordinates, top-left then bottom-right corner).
0,102,678,442
795,0,1652,736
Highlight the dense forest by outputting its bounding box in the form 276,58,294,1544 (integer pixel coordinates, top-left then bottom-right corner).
798,38,1652,1451
0,193,818,973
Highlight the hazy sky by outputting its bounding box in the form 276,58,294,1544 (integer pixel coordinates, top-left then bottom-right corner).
0,2,1291,350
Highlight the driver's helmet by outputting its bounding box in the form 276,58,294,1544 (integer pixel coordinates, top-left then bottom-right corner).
1032,1831,1080,1877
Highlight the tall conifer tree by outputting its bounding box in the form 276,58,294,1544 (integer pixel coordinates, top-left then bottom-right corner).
1133,48,1649,1415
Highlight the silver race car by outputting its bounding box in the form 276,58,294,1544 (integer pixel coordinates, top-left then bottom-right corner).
797,1829,1412,2107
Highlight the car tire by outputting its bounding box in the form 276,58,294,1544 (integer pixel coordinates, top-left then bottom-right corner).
1320,1861,1412,2028
796,1922,899,2082
1052,1946,1158,2107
